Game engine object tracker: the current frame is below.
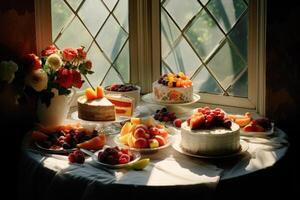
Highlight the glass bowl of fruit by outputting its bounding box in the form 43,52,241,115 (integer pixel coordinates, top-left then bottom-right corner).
114,117,174,153
88,146,141,169
104,84,141,108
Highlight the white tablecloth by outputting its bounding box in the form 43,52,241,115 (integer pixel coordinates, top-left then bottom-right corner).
18,104,289,200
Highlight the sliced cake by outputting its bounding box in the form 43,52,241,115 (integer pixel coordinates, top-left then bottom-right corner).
106,94,134,117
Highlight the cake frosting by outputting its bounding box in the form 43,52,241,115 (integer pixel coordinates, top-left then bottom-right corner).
152,72,193,103
180,122,240,156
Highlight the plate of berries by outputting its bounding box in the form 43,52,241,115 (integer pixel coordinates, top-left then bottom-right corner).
32,122,106,154
240,118,274,137
81,146,141,169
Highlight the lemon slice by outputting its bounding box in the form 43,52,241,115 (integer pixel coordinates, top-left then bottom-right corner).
128,158,150,170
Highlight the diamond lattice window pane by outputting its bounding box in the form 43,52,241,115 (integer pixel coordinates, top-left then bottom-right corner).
164,38,201,77
51,0,74,41
82,42,111,89
229,11,248,61
67,0,82,10
161,62,172,74
114,41,130,83
192,66,222,94
227,70,248,97
96,16,128,62
114,0,129,32
163,0,202,30
161,9,181,58
78,0,109,36
207,0,247,33
185,9,224,61
200,0,209,5
103,0,118,11
55,17,93,49
101,67,123,87
207,41,246,89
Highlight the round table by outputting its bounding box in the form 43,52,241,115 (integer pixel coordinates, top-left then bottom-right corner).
18,104,289,200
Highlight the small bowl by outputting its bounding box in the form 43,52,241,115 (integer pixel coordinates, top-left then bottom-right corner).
104,84,141,108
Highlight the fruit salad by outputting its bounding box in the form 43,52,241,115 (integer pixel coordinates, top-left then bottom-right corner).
117,117,170,149
157,72,192,88
187,107,232,130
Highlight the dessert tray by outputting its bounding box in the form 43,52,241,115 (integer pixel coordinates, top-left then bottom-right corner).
81,147,141,169
172,134,249,159
113,135,174,153
142,93,200,106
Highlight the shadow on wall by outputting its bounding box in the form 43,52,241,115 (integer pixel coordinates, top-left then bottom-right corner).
266,1,300,137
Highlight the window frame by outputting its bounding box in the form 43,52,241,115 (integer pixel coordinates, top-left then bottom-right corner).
35,0,266,115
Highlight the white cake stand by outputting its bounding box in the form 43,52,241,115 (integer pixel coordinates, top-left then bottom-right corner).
141,93,200,115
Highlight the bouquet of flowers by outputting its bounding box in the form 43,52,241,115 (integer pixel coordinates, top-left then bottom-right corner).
24,45,93,106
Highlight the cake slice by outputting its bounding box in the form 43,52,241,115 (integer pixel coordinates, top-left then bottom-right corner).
106,94,134,117
77,96,115,121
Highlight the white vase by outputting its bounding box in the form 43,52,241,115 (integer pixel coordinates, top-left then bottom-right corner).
36,88,76,127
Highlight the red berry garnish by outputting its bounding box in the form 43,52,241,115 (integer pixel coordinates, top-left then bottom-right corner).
68,153,76,163
173,118,182,128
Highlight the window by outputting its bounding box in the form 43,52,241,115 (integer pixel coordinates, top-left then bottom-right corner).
35,0,266,114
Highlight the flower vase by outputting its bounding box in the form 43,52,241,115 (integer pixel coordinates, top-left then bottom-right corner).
36,88,76,127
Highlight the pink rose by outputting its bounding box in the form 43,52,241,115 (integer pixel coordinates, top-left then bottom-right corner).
62,48,78,61
41,45,58,57
77,47,87,60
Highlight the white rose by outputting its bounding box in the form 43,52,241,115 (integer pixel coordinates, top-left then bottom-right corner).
0,61,18,83
46,53,63,71
26,68,48,92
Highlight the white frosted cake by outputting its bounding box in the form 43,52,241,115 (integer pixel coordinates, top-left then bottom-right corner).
180,122,240,156
152,72,193,103
77,96,115,121
180,107,241,156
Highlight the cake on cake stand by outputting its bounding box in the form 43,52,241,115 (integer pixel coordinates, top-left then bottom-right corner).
141,93,200,116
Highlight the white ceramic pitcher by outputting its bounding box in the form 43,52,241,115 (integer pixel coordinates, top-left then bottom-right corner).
36,88,76,127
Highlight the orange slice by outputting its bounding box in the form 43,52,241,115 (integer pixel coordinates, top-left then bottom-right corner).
96,86,104,98
85,88,97,100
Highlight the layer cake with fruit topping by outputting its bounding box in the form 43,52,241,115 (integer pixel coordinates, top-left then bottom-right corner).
153,72,193,103
180,107,240,156
77,86,116,121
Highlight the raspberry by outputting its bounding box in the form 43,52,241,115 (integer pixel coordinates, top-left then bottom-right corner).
68,153,76,163
173,118,182,128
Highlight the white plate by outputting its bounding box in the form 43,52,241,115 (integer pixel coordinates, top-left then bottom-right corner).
172,134,249,159
240,123,274,137
113,135,174,153
81,148,141,169
71,109,140,124
35,142,75,154
142,93,200,106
